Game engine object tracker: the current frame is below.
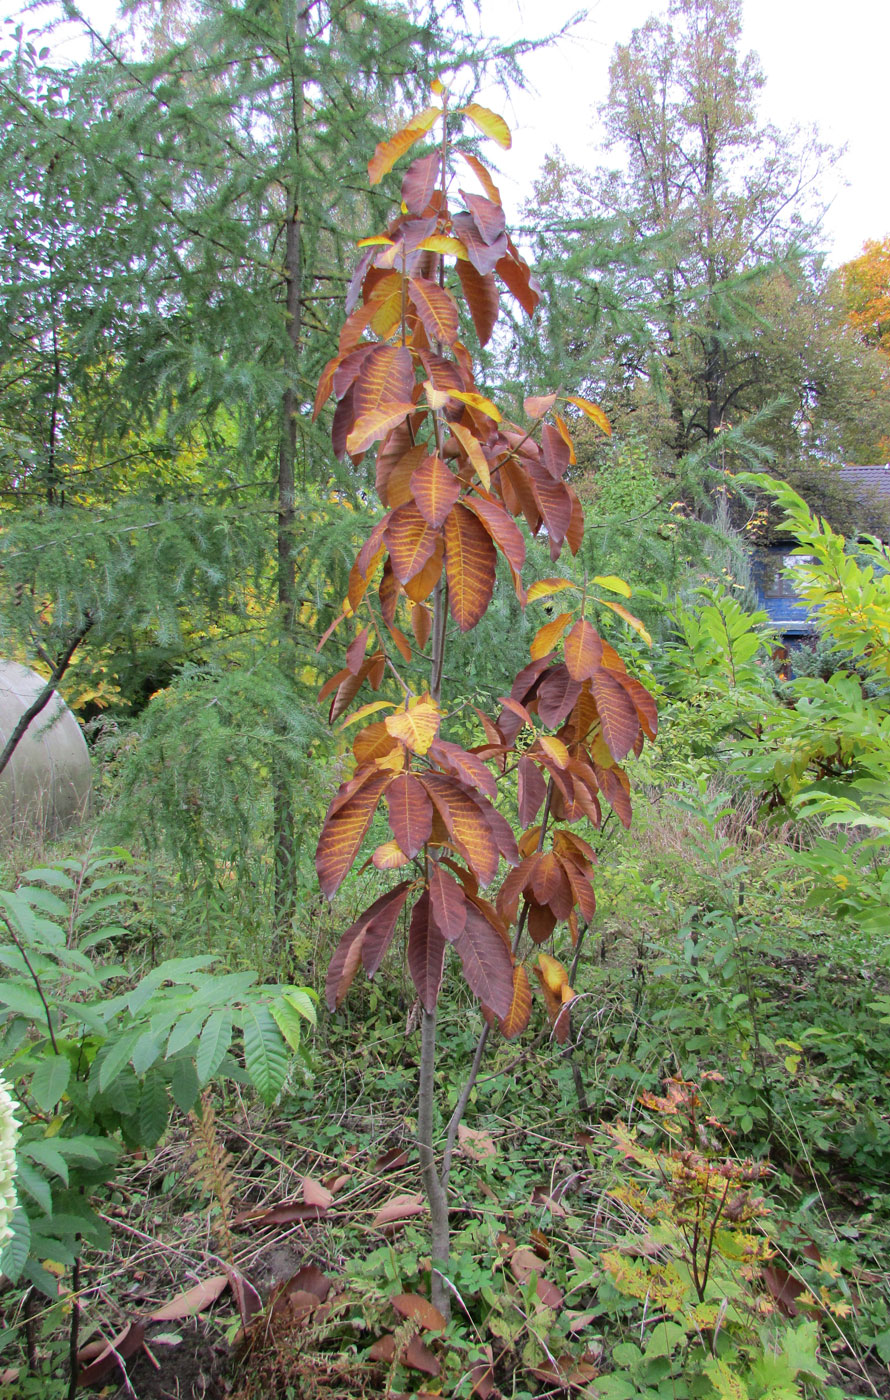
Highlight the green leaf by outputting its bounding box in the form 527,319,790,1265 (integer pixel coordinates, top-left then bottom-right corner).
20,1139,69,1184
16,886,68,918
0,1207,31,1283
98,1030,143,1093
138,1070,169,1146
241,1005,288,1105
171,1057,200,1114
19,868,75,891
106,1066,140,1116
131,1030,164,1075
196,1009,233,1084
0,981,50,1021
15,1161,52,1216
30,1054,71,1112
270,997,304,1054
165,1008,208,1058
283,988,317,1026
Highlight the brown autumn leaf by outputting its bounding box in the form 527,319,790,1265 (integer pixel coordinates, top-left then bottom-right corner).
77,1323,146,1387
457,1123,497,1161
373,1192,426,1227
428,860,468,941
148,1275,229,1323
463,493,526,573
454,903,513,1018
459,150,502,204
407,892,446,1011
444,503,497,632
302,1175,334,1209
384,500,440,584
391,1293,446,1331
457,259,499,346
386,772,434,859
402,152,440,214
411,455,461,528
408,276,459,345
590,668,640,761
500,963,532,1040
369,1333,397,1363
404,1334,441,1376
316,770,391,899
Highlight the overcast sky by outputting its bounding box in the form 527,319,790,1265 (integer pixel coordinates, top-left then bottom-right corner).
6,0,887,266
471,0,889,265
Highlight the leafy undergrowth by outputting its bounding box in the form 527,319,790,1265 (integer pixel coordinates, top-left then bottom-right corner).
5,974,887,1399
2,792,889,1398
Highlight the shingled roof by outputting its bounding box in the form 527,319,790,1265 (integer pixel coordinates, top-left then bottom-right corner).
839,464,890,501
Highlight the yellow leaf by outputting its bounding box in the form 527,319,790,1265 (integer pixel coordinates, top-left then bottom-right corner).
564,395,611,435
592,574,632,598
530,612,572,660
338,700,395,730
451,422,490,489
431,77,445,96
356,235,394,248
527,578,576,604
385,694,441,755
368,106,442,185
449,390,501,422
423,380,451,410
597,598,652,646
372,840,411,870
537,952,568,995
461,103,512,149
416,235,469,260
537,734,570,768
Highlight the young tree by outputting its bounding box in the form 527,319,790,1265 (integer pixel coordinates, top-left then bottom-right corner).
314,91,658,1317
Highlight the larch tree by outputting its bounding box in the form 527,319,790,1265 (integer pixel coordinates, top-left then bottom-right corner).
0,0,536,945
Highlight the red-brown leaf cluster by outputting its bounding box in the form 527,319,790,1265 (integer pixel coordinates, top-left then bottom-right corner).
314,105,657,1035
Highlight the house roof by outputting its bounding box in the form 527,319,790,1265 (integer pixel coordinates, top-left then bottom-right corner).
839,464,890,501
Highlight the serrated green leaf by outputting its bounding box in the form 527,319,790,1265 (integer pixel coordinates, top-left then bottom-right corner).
0,981,49,1021
196,1009,232,1084
15,1160,52,1216
283,988,317,1026
242,1006,288,1105
30,1054,71,1112
138,1070,169,1146
0,891,37,939
190,971,258,1009
16,886,68,918
131,1030,164,1075
171,1057,199,1114
1,1208,31,1283
19,868,75,891
270,998,304,1054
106,1066,140,1116
165,1008,208,1058
20,1139,68,1185
98,1030,142,1093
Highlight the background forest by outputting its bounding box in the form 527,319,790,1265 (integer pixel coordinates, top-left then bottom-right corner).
0,0,889,1396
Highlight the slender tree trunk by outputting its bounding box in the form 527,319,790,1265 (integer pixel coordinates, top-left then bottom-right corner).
419,1007,451,1317
272,3,309,950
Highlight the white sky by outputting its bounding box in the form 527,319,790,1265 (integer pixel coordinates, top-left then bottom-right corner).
471,0,890,265
5,0,888,265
